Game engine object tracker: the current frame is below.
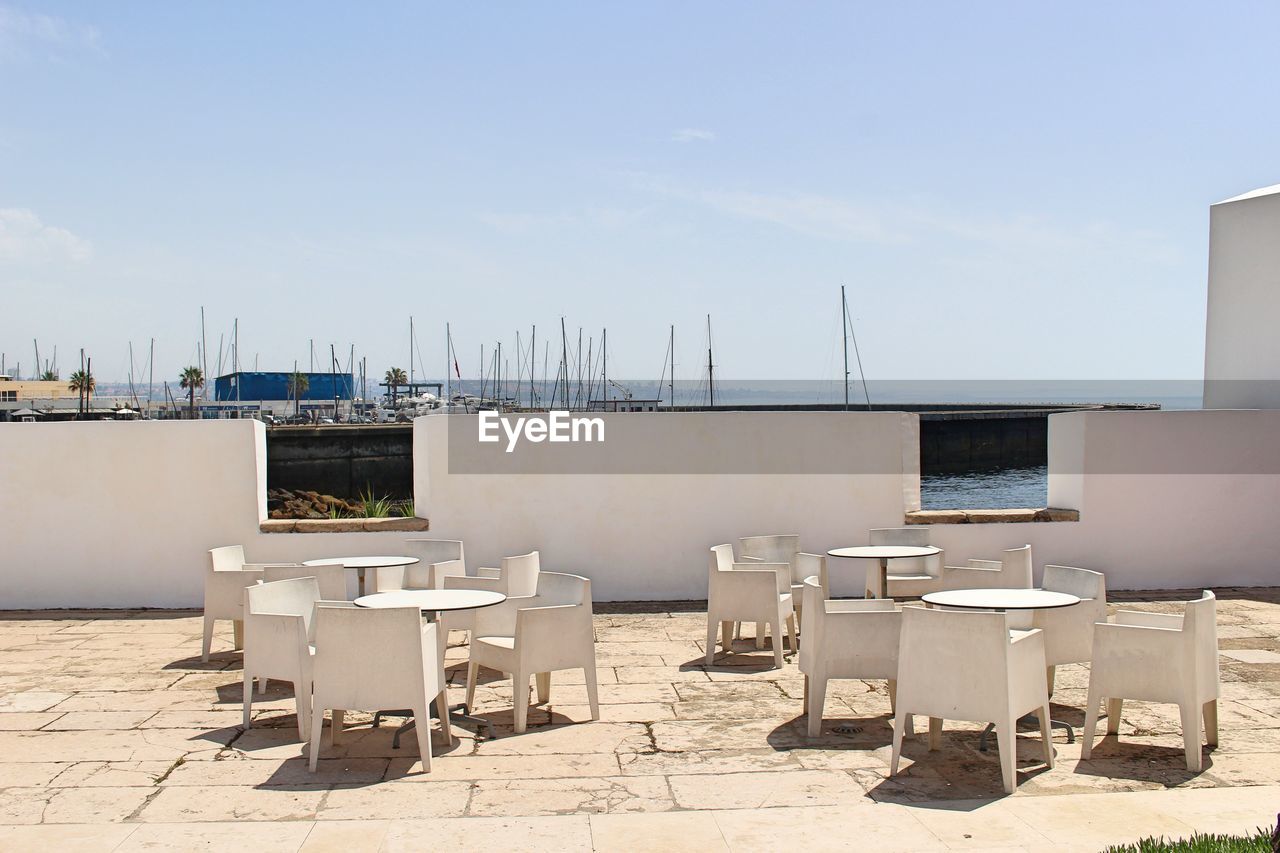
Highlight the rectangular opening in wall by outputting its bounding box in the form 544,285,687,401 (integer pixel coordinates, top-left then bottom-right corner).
919,413,1048,509
265,423,416,520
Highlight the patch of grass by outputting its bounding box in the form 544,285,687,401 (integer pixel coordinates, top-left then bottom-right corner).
327,503,347,520
396,498,415,518
1103,825,1277,853
357,488,394,518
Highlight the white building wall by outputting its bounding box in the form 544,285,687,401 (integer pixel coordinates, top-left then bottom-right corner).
1204,183,1280,408
1,410,1278,609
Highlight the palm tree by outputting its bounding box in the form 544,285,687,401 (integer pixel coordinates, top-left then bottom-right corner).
179,366,204,419
385,367,407,405
40,368,59,381
68,368,94,418
286,371,309,417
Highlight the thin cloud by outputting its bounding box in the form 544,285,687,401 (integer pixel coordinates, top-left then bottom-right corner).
672,128,716,143
0,208,92,263
0,5,102,61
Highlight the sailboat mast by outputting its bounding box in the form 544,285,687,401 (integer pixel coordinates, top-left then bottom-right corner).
842,285,850,412
200,307,208,386
148,339,154,415
706,315,714,407
409,317,415,385
529,325,536,408
560,317,569,410
602,328,608,406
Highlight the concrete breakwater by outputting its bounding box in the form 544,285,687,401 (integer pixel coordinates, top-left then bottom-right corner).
264,403,1154,500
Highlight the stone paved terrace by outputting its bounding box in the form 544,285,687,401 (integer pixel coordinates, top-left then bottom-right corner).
1,590,1278,851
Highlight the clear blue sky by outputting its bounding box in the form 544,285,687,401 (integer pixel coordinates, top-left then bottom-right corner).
2,2,1277,384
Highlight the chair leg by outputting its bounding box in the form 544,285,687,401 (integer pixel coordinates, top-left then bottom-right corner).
232,619,245,651
584,663,600,722
1203,699,1219,747
889,709,908,776
1046,665,1057,698
786,614,798,655
513,671,530,734
1180,701,1203,772
769,618,783,668
413,702,432,773
329,710,344,746
1081,683,1101,760
705,618,718,666
465,661,479,711
928,717,943,751
294,682,311,742
1036,705,1054,768
887,679,913,737
996,716,1018,794
435,689,453,748
721,621,733,654
1106,698,1123,735
257,677,268,696
201,614,215,662
755,622,765,650
307,705,325,772
241,669,253,729
535,672,551,705
806,672,827,737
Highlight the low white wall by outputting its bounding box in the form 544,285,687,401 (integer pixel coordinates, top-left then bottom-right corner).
925,410,1280,591
417,412,920,600
0,420,424,609
2,410,1277,608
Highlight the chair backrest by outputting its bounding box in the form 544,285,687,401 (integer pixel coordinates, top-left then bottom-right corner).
1184,590,1219,702
312,605,433,710
898,605,1012,721
264,563,348,602
1002,545,1033,588
404,539,465,587
246,576,321,640
1042,565,1104,600
740,535,800,563
869,528,930,547
535,571,592,608
209,545,246,573
502,551,541,597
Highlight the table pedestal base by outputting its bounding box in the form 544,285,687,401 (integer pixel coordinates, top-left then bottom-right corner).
373,703,494,747
977,714,1074,752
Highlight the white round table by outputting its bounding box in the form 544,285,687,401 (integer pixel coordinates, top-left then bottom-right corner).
353,588,507,743
354,588,506,617
303,555,418,596
827,545,942,599
922,587,1081,751
922,588,1080,611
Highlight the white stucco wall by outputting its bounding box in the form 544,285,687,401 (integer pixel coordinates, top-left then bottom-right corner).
1203,183,1280,408
2,409,1277,608
0,420,424,609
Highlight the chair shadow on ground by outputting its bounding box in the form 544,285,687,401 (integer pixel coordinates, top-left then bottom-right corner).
1072,734,1212,784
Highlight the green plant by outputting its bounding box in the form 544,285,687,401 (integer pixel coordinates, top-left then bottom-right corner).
397,498,416,518
179,366,204,418
326,503,346,520
357,488,393,518
1103,825,1276,853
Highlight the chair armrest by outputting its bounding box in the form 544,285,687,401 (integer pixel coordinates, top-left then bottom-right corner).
476,567,501,578
1092,621,1182,661
443,575,505,593
827,599,897,614
1112,610,1183,629
241,563,299,571
713,567,783,600
316,600,356,608
517,603,593,654
967,559,1001,569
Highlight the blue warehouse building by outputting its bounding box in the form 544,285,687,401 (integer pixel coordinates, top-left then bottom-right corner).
214,371,352,403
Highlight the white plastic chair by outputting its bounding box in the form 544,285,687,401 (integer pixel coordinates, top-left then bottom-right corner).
441,551,541,637
264,563,350,601
1081,590,1220,772
1032,565,1107,694
308,604,451,772
941,544,1033,591
463,571,599,734
377,539,467,591
705,544,796,668
866,527,945,598
738,535,825,640
242,577,353,739
890,605,1054,794
204,545,288,661
799,577,902,737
